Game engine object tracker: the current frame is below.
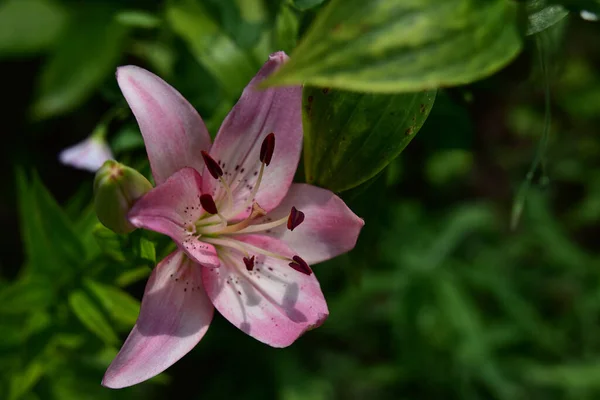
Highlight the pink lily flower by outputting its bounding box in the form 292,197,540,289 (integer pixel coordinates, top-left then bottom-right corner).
102,52,364,389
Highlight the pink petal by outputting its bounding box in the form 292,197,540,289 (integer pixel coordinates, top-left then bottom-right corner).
103,250,213,388
202,234,328,347
117,65,212,185
59,137,113,172
128,168,220,268
202,52,302,218
260,184,364,264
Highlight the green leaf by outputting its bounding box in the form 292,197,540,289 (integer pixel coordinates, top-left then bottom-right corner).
264,0,523,92
0,0,67,57
166,0,258,97
115,266,151,287
32,7,128,119
302,87,435,191
137,237,156,264
8,360,46,400
558,0,600,15
291,0,326,11
0,277,55,315
273,3,300,53
525,362,600,389
115,9,162,29
17,171,86,278
84,279,140,329
92,225,126,262
68,289,118,344
526,0,569,35
111,125,145,154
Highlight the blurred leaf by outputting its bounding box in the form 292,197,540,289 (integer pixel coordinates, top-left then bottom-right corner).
303,87,435,191
115,9,161,29
273,3,299,53
0,276,54,315
115,266,151,287
93,225,126,262
264,0,522,92
68,289,118,344
84,279,140,329
425,149,473,185
137,237,156,265
17,171,86,278
526,0,569,35
0,0,67,57
558,0,600,14
111,125,145,154
525,362,600,388
291,0,326,11
166,0,257,96
33,7,128,119
8,360,45,400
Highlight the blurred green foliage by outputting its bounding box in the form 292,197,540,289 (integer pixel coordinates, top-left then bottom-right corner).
1,0,600,399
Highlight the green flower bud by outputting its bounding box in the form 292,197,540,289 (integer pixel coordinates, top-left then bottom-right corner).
94,160,153,234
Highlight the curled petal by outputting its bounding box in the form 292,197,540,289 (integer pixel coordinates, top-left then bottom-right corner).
203,52,302,218
59,137,113,172
259,184,364,264
103,251,213,388
117,65,211,184
128,168,220,268
202,234,328,348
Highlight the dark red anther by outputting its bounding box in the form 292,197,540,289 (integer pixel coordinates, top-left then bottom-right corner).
288,255,312,275
199,194,218,215
201,151,223,179
260,133,275,166
287,206,305,231
243,256,255,271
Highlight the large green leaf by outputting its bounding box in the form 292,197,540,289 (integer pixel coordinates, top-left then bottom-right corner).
526,0,569,35
17,171,86,278
0,0,67,57
302,87,435,192
264,0,522,92
0,277,55,315
166,0,258,97
84,279,140,330
68,290,118,344
32,7,128,118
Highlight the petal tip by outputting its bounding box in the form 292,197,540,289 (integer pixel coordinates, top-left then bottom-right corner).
268,51,289,64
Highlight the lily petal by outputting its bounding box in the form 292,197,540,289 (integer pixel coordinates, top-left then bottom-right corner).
260,184,364,264
117,65,211,184
202,234,328,347
203,52,302,217
103,250,213,388
128,168,220,268
59,136,113,172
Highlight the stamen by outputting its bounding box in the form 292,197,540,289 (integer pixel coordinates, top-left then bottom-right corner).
223,133,275,219
201,151,223,179
287,207,305,231
200,194,218,215
243,256,255,271
206,203,266,235
288,255,312,275
260,133,275,166
199,194,229,228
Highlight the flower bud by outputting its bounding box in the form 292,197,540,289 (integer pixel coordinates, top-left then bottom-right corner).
94,160,152,234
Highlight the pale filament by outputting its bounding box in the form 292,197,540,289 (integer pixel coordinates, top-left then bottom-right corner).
230,215,289,234
202,236,290,261
198,203,266,236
